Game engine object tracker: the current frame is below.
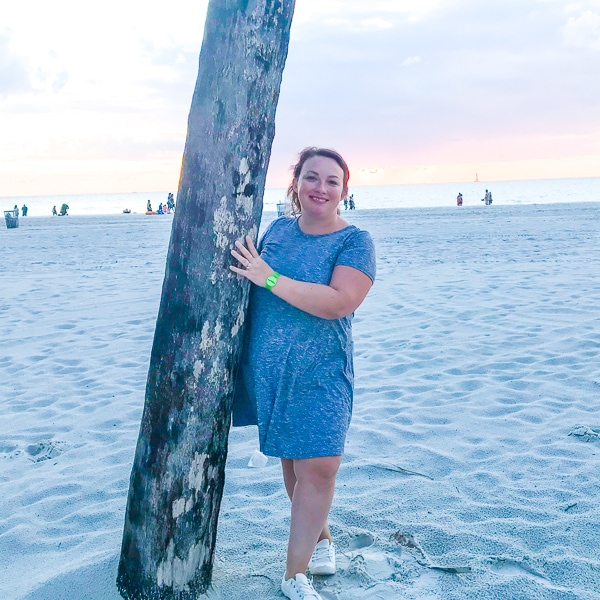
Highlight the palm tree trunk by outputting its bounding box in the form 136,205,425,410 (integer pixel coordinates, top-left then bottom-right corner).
117,1,295,597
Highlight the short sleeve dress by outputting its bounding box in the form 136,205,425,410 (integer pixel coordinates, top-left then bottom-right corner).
232,217,376,459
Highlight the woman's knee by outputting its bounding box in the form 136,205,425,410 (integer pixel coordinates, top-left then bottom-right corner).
294,456,341,487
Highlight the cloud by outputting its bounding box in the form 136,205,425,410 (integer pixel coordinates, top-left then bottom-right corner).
276,1,600,151
359,18,395,30
562,10,600,50
2,0,600,194
0,31,32,94
293,0,446,24
51,71,69,93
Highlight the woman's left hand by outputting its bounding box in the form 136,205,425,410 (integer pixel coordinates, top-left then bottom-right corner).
230,235,274,287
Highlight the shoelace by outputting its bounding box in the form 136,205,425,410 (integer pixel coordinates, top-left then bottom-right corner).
292,577,320,599
311,544,332,564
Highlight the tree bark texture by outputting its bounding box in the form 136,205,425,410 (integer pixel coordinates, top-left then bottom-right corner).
117,1,294,598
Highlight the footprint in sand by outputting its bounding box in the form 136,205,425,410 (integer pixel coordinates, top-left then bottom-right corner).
339,532,400,586
487,557,547,581
349,532,375,550
26,440,67,462
0,442,19,458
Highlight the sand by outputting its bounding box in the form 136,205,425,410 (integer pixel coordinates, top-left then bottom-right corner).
1,203,599,599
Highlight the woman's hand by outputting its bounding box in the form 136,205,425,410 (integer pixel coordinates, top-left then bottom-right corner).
231,235,372,320
230,235,275,287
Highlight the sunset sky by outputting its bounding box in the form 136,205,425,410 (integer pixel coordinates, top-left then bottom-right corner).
1,0,599,196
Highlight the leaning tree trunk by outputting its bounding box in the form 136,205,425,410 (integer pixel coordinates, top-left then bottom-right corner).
117,1,295,598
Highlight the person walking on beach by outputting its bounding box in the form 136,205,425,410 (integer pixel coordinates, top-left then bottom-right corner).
457,192,463,206
231,147,376,600
484,189,491,205
52,205,57,216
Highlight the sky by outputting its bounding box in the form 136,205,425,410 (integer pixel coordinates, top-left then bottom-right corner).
1,0,599,196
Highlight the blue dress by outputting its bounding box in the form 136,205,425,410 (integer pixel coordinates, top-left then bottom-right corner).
233,217,376,459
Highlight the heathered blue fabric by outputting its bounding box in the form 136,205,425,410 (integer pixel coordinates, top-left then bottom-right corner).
232,217,376,459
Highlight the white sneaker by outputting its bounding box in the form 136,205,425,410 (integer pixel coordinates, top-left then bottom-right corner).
308,539,336,576
281,573,322,600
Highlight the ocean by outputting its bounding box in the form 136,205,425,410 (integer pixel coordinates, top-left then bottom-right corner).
2,176,599,217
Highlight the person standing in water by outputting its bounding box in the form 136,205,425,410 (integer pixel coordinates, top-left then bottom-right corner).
231,147,376,600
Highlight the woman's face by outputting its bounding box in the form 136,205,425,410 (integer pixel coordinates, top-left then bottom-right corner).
293,156,346,219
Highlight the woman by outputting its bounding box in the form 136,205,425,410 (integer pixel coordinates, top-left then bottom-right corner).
231,147,376,600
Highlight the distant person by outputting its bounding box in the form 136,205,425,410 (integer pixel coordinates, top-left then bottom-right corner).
13,205,19,217
147,200,152,212
457,193,463,206
349,195,355,210
167,193,174,213
157,203,164,214
488,191,493,205
52,205,57,216
59,203,69,216
484,190,491,205
21,204,28,216
344,197,348,210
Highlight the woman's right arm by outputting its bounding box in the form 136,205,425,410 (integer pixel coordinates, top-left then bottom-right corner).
231,235,372,320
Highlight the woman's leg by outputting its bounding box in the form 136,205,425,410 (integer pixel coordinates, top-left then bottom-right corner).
281,458,296,500
281,459,334,544
283,456,341,580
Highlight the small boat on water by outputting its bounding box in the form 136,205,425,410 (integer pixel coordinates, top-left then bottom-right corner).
123,208,131,214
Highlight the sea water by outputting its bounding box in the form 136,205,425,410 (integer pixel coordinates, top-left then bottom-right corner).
2,177,599,217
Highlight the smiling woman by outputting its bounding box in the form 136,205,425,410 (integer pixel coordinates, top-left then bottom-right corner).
287,147,350,223
231,147,376,600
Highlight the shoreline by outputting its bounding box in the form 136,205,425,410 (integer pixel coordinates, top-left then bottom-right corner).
3,176,599,216
2,198,599,223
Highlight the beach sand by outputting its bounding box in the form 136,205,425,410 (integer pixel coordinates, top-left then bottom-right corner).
1,203,599,599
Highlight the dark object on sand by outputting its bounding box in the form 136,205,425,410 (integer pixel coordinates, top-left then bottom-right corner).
117,1,294,598
4,210,19,229
58,203,69,216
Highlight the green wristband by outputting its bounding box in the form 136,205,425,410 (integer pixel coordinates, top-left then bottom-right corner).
265,272,280,291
